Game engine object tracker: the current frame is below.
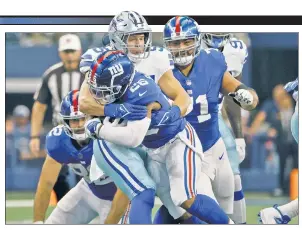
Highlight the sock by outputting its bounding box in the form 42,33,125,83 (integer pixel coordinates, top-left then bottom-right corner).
180,215,207,224
120,203,131,224
229,174,247,224
278,199,299,219
129,189,155,224
153,205,179,224
186,194,229,224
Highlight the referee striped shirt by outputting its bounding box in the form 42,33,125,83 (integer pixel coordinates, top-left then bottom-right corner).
33,62,85,125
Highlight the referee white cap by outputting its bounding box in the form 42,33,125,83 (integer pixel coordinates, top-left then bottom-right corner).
58,34,81,51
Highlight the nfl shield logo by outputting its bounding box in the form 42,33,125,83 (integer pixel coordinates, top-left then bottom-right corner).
186,80,192,86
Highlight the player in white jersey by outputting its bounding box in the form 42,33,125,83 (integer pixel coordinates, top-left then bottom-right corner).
201,33,248,224
78,11,192,224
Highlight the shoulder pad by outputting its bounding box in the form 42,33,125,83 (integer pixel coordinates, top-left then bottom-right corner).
224,39,248,63
46,126,67,161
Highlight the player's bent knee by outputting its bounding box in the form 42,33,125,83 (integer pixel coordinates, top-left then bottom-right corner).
216,195,234,214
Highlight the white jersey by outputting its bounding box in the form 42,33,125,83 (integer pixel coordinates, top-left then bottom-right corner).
80,46,174,84
223,38,248,78
134,46,174,83
215,38,248,112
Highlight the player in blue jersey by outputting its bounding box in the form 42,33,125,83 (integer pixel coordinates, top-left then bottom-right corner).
33,90,116,224
201,32,249,224
258,78,298,224
152,16,259,224
83,50,235,224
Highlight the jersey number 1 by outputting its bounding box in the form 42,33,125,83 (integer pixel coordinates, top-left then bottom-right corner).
192,95,211,123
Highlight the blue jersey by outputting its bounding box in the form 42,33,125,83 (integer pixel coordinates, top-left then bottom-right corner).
80,47,186,148
120,72,186,148
173,49,227,151
46,126,116,200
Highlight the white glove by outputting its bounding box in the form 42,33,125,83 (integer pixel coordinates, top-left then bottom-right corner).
229,89,253,109
235,138,246,163
33,221,44,224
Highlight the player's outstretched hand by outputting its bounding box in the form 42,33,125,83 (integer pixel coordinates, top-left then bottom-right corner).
85,118,102,139
104,103,147,121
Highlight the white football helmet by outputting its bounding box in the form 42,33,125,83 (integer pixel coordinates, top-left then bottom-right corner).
108,11,152,62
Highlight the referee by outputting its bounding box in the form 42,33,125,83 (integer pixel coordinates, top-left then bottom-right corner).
29,34,85,201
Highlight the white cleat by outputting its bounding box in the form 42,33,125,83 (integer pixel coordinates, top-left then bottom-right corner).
258,205,291,224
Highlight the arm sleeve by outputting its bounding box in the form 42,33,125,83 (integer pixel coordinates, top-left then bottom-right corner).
33,75,51,104
97,117,151,148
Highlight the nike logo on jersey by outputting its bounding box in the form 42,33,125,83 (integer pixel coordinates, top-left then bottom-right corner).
80,161,86,164
219,152,224,160
139,91,147,97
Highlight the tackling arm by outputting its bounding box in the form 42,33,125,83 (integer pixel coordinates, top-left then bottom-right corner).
94,102,161,148
158,70,191,116
78,76,105,116
33,155,62,223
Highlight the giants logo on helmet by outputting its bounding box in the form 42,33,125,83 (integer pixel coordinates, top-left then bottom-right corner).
108,63,124,78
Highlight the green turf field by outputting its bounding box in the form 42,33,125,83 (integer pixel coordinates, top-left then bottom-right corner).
5,191,299,224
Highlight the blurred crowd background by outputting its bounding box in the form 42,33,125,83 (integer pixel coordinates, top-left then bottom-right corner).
5,32,298,198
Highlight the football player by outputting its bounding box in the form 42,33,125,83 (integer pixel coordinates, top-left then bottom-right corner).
201,32,249,224
78,11,191,224
79,11,191,125
83,50,234,224
153,16,258,224
33,90,116,224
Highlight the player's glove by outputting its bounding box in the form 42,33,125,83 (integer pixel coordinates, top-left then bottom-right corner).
228,89,253,110
85,118,102,139
104,103,147,121
235,138,246,163
151,105,181,126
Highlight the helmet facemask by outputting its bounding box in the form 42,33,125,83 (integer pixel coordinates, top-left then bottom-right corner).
202,33,231,49
109,31,152,63
164,34,201,66
87,71,135,105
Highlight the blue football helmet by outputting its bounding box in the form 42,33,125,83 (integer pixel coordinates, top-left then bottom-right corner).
87,50,135,105
163,16,202,66
201,32,231,49
60,90,88,141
